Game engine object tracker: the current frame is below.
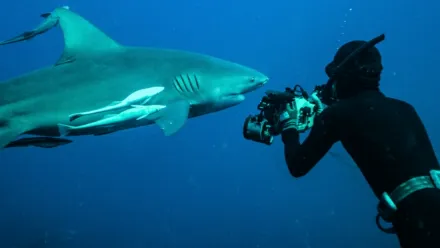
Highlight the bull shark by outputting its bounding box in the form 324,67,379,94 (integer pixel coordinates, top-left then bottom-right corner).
0,8,269,149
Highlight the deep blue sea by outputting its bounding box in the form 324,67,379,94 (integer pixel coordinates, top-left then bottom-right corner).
0,0,438,247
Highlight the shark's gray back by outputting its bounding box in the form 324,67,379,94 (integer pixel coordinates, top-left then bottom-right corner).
0,47,213,120
0,42,243,110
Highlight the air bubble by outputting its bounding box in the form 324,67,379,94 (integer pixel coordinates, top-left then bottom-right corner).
336,8,353,50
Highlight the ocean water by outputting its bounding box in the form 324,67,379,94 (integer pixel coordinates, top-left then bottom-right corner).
0,0,438,247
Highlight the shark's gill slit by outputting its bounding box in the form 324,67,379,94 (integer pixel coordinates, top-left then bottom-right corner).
173,77,184,93
193,74,200,90
179,74,191,93
186,74,197,93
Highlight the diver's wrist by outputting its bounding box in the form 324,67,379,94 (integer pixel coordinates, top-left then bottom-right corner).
282,119,298,131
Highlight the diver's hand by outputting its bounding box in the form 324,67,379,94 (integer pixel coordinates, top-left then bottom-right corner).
310,92,324,114
279,102,298,131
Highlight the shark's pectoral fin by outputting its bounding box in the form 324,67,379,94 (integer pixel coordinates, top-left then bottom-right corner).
52,7,121,66
147,101,190,136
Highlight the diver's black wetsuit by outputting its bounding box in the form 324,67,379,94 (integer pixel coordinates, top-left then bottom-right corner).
281,89,440,246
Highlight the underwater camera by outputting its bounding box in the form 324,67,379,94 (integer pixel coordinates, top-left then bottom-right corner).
242,84,325,145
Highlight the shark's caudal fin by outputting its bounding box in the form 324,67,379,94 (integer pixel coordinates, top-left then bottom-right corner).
148,101,190,136
52,7,121,65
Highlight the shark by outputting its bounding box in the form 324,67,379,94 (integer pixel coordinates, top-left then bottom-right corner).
0,8,269,149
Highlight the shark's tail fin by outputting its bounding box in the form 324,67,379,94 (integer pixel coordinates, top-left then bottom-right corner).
57,124,75,136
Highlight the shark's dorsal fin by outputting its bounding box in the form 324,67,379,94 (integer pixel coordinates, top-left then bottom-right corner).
52,7,121,66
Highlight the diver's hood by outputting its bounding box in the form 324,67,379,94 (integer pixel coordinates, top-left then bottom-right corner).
322,35,385,103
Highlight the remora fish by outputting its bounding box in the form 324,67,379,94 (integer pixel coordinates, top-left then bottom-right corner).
68,86,164,121
0,8,268,149
58,104,166,136
0,6,69,46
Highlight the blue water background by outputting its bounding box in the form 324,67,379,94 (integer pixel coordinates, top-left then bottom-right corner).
0,0,438,247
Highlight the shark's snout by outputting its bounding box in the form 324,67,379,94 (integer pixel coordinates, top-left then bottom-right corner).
257,76,269,86
243,75,269,94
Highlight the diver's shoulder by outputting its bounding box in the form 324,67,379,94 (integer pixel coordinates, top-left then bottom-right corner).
359,91,415,108
384,95,416,110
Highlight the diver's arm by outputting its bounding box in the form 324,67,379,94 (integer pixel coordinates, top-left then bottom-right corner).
281,109,338,178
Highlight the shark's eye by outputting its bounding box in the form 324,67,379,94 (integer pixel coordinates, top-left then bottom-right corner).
250,77,255,82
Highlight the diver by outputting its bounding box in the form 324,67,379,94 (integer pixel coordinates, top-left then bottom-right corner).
0,6,69,46
277,35,440,246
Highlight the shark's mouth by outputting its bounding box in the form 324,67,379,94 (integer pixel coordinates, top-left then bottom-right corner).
228,93,242,96
221,94,245,103
256,81,266,87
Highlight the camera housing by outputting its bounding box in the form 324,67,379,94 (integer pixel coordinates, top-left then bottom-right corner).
243,85,324,145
